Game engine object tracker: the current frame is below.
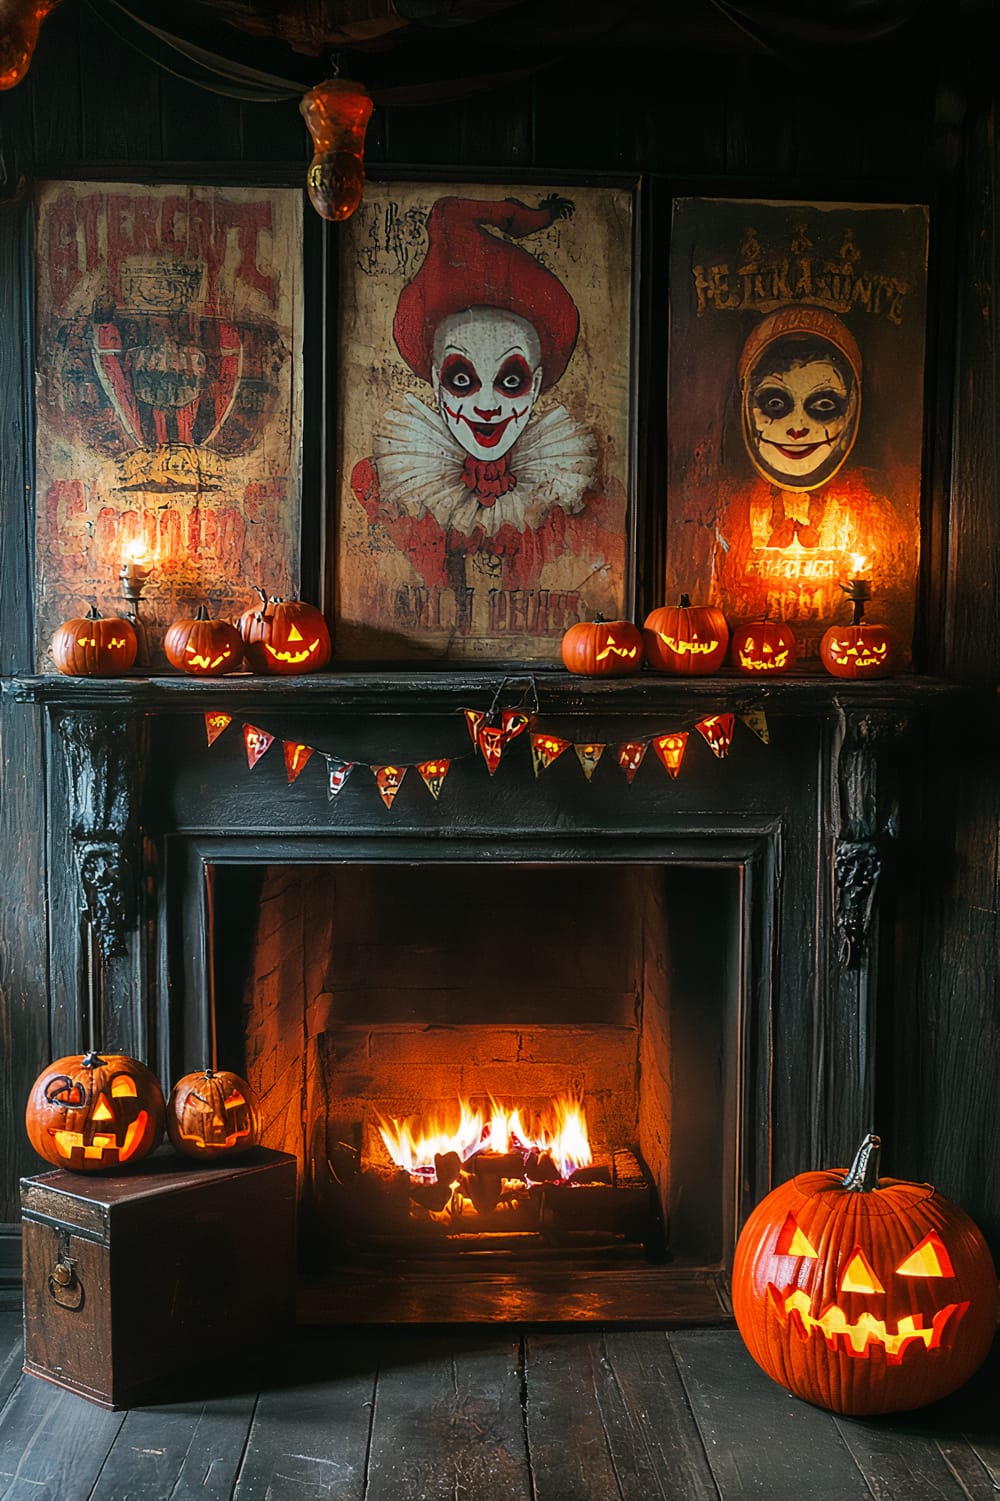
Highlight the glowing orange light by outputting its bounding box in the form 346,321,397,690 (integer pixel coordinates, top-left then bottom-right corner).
300,76,373,222
378,1094,593,1182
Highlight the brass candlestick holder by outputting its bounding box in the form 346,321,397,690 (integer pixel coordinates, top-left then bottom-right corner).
119,554,153,668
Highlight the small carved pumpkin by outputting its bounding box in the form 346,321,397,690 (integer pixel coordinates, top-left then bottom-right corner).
166,1068,262,1160
560,615,644,676
820,580,896,679
49,606,138,677
25,1051,165,1172
732,1135,997,1416
239,592,331,675
164,605,244,676
730,616,797,677
643,595,729,676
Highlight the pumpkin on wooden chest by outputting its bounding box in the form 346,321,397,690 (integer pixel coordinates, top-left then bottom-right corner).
166,1068,262,1160
643,595,729,676
49,606,138,677
560,616,644,676
25,1052,165,1172
164,605,244,676
732,1134,997,1415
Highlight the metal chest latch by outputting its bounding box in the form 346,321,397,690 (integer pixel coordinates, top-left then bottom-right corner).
47,1228,85,1311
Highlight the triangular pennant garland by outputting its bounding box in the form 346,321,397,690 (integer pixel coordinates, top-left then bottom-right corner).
205,711,232,746
652,732,688,780
478,724,506,776
373,764,407,809
243,724,274,769
740,708,770,744
574,742,606,782
501,709,533,744
616,741,647,785
327,760,355,798
463,709,486,748
283,742,314,784
416,759,451,800
696,713,735,759
530,733,572,778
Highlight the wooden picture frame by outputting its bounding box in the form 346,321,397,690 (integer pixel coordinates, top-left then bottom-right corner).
665,195,929,665
331,173,639,665
32,173,306,670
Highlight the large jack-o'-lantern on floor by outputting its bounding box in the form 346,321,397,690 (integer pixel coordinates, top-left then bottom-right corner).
732,1134,997,1415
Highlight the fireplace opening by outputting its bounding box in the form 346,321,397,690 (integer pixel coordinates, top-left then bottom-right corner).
207,859,743,1323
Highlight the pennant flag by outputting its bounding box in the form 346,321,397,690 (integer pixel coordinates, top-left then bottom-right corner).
327,760,355,798
205,711,232,746
501,708,533,743
740,708,770,744
478,724,505,776
243,724,274,769
283,742,314,784
616,741,648,785
463,709,486,749
696,713,735,759
530,733,572,777
416,758,451,800
373,764,407,809
574,742,606,782
652,732,688,780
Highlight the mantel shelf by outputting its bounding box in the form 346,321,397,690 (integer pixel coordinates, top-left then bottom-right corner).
1,670,974,717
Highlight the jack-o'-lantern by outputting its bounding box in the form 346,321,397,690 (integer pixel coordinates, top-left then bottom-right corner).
730,616,797,677
164,605,244,676
820,580,896,680
239,592,331,675
25,1051,165,1172
732,1134,997,1416
49,606,138,677
643,595,729,676
166,1068,262,1160
560,615,644,676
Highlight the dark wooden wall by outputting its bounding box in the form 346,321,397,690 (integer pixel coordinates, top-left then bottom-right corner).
0,4,997,1258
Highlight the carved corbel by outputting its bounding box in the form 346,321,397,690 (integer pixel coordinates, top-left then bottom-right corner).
55,709,146,956
831,704,907,968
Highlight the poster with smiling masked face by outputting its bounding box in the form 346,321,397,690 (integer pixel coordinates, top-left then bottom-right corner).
335,181,635,664
666,198,928,665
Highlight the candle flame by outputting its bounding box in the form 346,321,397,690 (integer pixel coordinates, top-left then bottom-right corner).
849,553,869,577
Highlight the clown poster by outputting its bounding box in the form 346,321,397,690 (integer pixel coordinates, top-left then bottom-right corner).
666,198,928,664
33,180,302,670
335,180,635,662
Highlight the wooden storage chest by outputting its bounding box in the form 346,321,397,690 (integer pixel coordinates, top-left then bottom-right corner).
20,1146,297,1408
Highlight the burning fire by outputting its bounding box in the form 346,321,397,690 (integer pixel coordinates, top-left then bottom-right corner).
378,1094,593,1182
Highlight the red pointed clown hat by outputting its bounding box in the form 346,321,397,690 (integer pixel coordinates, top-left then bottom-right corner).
393,196,580,391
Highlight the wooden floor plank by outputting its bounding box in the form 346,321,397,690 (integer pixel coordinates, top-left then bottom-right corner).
834,1416,976,1500
524,1332,630,1500
232,1336,376,1501
88,1392,257,1501
0,1316,23,1413
670,1329,873,1500
0,1374,124,1501
365,1335,532,1501
597,1331,720,1500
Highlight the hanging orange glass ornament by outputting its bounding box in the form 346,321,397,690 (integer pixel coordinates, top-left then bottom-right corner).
0,0,60,91
300,75,373,222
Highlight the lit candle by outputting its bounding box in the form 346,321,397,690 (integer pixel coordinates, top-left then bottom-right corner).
120,541,153,593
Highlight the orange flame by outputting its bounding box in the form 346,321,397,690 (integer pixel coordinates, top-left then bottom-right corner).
378,1094,593,1180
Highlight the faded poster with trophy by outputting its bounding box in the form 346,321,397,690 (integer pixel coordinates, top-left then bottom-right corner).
666,198,928,662
334,178,636,663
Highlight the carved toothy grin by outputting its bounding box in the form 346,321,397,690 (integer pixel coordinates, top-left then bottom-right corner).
770,1285,969,1361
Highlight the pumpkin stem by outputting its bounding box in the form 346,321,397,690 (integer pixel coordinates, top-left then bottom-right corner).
195,604,210,620
81,1050,108,1070
252,585,268,607
679,593,691,608
85,604,102,620
840,577,870,627
842,1133,881,1192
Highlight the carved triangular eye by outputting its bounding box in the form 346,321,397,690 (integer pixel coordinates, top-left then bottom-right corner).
840,1247,885,1294
896,1231,954,1278
775,1213,819,1257
224,1091,246,1108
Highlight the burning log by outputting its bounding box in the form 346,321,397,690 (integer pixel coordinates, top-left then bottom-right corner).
433,1150,463,1187
524,1151,560,1182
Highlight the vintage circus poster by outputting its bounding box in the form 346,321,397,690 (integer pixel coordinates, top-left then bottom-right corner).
334,178,635,663
34,180,303,669
666,198,928,664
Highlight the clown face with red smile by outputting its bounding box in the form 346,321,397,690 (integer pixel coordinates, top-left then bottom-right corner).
432,307,543,462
